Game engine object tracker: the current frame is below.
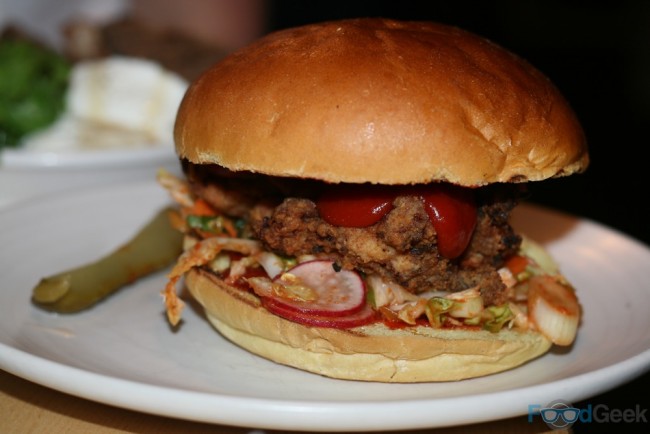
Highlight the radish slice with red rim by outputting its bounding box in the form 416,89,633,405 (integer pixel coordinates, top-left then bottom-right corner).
266,260,366,317
262,297,377,328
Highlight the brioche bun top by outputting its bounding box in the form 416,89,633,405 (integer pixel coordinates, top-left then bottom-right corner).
174,18,588,186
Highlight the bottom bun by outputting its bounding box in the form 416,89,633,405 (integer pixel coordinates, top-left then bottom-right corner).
186,268,552,382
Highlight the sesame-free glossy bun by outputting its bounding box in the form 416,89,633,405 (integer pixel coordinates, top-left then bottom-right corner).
174,18,588,186
186,268,552,382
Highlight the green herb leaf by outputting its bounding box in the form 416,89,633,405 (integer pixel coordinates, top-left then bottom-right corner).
0,38,70,148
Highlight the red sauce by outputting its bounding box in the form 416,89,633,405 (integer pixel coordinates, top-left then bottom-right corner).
380,317,481,331
223,253,269,289
381,317,431,329
316,185,396,227
316,184,477,259
417,185,477,259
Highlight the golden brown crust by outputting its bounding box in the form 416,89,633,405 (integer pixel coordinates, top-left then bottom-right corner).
175,18,588,186
186,268,552,382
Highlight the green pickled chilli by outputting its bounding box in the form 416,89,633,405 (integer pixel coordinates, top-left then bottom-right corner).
32,207,183,313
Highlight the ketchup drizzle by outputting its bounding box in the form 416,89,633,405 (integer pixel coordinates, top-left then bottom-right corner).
417,185,477,259
315,185,396,227
316,184,477,259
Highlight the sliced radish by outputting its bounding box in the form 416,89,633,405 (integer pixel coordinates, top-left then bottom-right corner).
262,297,377,328
267,260,367,317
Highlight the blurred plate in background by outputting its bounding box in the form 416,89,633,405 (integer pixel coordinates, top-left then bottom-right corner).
1,143,176,169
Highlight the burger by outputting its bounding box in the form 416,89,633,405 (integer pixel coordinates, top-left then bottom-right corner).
158,18,589,382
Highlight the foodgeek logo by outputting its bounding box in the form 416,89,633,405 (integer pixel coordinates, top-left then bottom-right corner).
528,399,648,430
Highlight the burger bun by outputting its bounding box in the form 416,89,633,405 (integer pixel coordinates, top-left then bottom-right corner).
187,268,552,382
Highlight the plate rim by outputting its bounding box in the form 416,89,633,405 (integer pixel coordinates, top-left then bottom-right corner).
2,338,649,431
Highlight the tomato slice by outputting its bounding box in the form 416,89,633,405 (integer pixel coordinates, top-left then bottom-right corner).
268,260,366,317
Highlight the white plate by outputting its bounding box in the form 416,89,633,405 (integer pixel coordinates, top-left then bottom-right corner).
1,181,649,431
0,145,177,169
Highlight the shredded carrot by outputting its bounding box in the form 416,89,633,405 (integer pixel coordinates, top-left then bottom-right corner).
221,218,238,237
188,198,217,216
162,276,185,326
505,255,529,275
167,209,186,232
183,199,239,238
